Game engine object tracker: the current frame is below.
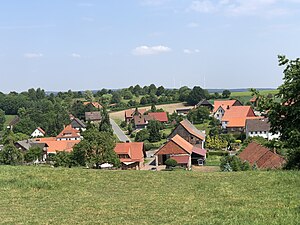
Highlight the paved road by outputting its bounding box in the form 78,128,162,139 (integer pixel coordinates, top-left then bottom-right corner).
110,119,131,143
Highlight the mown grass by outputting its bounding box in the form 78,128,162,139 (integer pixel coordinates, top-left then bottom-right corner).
3,115,16,129
0,166,299,225
230,89,278,97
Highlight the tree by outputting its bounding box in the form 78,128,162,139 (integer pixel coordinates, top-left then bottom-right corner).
84,90,94,102
187,107,210,124
222,90,231,98
147,120,162,142
0,109,5,131
165,158,178,168
111,92,122,104
53,151,72,167
0,144,24,165
99,106,113,134
24,147,44,163
187,86,209,105
72,128,120,168
135,129,150,142
156,86,165,96
261,56,300,169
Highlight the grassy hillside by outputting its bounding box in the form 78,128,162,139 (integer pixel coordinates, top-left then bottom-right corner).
0,166,299,225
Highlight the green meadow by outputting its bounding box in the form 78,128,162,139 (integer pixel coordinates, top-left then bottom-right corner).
0,166,299,225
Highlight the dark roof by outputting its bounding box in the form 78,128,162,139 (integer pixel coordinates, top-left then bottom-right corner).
239,142,286,169
133,115,151,126
16,140,48,151
71,118,87,128
196,99,213,108
246,118,270,132
85,111,101,121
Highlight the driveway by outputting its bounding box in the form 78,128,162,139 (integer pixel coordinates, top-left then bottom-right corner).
110,119,131,143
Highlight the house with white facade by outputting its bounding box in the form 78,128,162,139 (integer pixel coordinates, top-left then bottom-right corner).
31,127,46,138
245,118,280,140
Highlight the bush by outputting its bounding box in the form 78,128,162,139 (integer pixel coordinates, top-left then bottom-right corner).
53,151,72,167
120,121,127,128
144,142,162,151
220,155,251,172
165,158,178,168
207,151,229,157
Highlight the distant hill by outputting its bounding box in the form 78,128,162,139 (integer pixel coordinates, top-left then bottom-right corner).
46,88,276,95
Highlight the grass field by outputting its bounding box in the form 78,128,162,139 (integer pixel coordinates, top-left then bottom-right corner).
3,115,16,129
0,166,299,225
230,89,278,97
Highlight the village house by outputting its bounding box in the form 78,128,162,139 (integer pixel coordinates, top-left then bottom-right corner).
245,118,280,140
83,101,102,109
125,108,147,123
239,142,286,169
56,125,82,141
70,118,87,131
133,111,168,130
213,100,243,121
15,140,48,161
196,99,214,111
114,142,146,170
221,106,257,133
34,137,80,156
85,111,101,123
155,134,207,169
31,127,46,138
168,119,206,148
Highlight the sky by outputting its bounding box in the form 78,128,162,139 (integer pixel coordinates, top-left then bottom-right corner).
0,0,300,93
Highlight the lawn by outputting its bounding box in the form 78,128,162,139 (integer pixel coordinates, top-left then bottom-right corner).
3,115,16,129
230,89,278,97
0,166,299,225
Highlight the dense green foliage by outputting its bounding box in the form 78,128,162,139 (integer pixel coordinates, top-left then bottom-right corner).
24,147,44,163
258,56,300,169
165,158,178,168
220,155,251,172
187,106,210,124
0,167,299,224
0,144,23,165
0,109,5,131
72,128,120,168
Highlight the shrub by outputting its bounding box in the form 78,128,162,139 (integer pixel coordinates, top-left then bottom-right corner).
207,151,229,157
220,155,251,172
165,158,178,168
120,121,127,128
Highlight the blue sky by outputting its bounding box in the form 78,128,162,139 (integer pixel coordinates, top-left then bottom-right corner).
0,0,300,92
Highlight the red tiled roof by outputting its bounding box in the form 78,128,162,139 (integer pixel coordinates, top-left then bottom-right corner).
125,109,147,119
83,102,102,109
56,125,81,139
192,146,207,157
222,106,256,128
114,142,145,162
170,155,190,164
239,142,286,169
171,134,194,154
213,100,239,113
148,112,168,122
37,127,46,135
180,119,206,140
250,96,257,102
35,138,80,153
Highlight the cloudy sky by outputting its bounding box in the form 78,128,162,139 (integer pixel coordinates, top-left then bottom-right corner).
0,0,300,92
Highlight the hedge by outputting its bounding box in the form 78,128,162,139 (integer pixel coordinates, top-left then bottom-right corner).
207,151,229,157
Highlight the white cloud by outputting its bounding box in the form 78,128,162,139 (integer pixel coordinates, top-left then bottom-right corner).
24,53,43,58
71,53,81,58
188,0,293,17
132,45,171,55
183,49,200,54
188,0,218,13
187,22,199,28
